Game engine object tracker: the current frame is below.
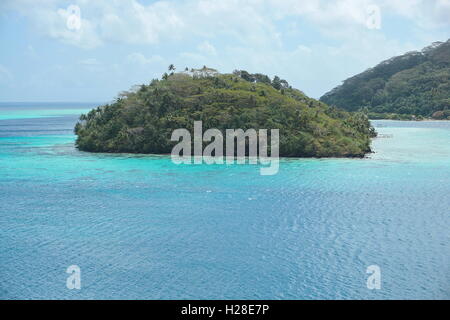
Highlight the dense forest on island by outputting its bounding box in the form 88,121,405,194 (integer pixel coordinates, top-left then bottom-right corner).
320,39,450,120
75,67,375,158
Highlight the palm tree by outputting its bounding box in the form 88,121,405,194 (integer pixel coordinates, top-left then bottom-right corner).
168,64,175,72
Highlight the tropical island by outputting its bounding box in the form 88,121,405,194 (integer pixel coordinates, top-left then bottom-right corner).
320,39,450,120
75,66,376,158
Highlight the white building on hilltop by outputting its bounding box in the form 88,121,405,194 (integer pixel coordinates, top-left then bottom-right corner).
183,66,219,78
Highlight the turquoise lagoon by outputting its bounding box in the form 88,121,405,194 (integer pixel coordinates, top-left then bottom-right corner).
0,103,449,299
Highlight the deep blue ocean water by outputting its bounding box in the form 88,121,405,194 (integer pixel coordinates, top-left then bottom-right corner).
0,102,449,300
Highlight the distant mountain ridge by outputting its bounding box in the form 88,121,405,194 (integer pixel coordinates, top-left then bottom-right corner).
320,39,450,119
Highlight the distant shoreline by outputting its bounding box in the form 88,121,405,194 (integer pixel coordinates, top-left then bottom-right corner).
370,118,450,122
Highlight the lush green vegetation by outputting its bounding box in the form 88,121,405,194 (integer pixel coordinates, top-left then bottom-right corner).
320,40,450,119
431,109,450,120
367,112,424,121
75,67,375,158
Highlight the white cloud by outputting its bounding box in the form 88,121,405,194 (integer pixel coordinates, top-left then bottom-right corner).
4,0,449,49
271,0,450,30
295,45,312,55
3,0,277,48
79,58,100,66
126,52,164,65
2,0,449,100
178,52,207,66
0,65,13,85
385,0,450,28
197,41,217,55
25,45,38,59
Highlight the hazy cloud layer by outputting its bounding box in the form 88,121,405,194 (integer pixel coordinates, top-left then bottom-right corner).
1,0,449,100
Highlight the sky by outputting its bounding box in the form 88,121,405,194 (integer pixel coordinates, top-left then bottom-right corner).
0,0,449,102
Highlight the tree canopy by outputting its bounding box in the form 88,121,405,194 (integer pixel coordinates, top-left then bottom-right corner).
320,39,450,119
75,69,375,158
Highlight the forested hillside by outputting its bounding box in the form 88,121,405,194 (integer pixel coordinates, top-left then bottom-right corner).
75,68,375,158
320,40,450,119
